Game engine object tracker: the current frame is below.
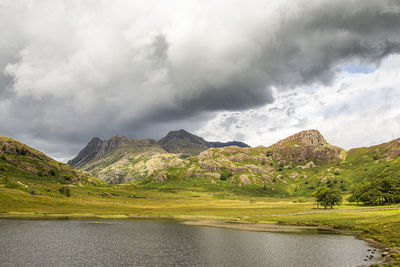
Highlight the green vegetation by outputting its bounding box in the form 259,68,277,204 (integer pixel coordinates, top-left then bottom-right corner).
59,186,71,197
351,176,400,205
2,133,400,264
1,176,400,264
312,187,342,209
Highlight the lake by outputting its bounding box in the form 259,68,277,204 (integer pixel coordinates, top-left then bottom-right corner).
0,220,381,266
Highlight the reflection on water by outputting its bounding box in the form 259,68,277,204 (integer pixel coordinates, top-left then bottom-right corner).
0,220,381,266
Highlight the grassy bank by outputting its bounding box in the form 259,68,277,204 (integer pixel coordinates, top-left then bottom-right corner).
1,181,400,265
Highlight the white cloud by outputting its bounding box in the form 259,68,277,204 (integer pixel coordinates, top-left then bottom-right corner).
197,55,400,149
0,0,399,160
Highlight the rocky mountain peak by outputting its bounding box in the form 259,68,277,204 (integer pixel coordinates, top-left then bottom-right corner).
159,129,211,155
270,129,342,165
68,135,130,168
285,129,327,147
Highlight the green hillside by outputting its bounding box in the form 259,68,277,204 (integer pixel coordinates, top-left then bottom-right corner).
143,130,400,199
0,136,100,196
1,134,400,264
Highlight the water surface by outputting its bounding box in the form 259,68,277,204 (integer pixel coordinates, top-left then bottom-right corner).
0,220,381,266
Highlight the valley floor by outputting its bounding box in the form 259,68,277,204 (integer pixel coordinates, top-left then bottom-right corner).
1,182,400,265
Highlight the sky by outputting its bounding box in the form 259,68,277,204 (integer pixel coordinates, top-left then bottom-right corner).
1,0,400,162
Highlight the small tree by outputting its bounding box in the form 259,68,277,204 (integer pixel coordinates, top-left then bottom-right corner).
313,187,342,209
59,186,71,197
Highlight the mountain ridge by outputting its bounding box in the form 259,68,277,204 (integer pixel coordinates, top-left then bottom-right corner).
67,129,251,183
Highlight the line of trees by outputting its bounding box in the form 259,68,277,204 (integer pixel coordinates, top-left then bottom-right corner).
350,176,400,205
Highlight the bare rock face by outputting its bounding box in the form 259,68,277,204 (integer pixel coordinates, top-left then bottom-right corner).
270,130,343,165
152,171,167,182
158,129,250,156
158,129,212,156
68,135,129,168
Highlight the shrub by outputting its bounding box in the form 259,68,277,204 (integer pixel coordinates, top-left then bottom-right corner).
50,169,56,176
28,189,36,195
59,186,71,197
220,169,232,181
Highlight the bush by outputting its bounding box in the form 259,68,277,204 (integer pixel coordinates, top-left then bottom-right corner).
28,189,36,195
0,154,5,160
220,169,232,181
50,169,56,176
59,186,71,197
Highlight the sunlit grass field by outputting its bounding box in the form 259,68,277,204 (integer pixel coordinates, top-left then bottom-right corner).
1,174,400,264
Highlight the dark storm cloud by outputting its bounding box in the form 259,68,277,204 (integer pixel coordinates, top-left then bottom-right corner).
0,0,400,160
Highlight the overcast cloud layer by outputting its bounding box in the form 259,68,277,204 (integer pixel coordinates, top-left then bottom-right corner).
1,0,400,161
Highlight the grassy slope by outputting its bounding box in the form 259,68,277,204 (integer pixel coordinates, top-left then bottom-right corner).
0,137,98,189
1,135,400,264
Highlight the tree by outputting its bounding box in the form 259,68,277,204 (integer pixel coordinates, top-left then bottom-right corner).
350,176,400,205
350,185,363,204
313,187,342,209
59,186,71,197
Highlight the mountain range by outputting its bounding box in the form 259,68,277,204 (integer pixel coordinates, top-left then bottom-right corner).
1,129,399,197
67,129,249,183
64,129,400,197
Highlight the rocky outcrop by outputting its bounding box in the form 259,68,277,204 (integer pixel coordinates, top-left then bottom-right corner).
68,135,129,168
270,130,343,165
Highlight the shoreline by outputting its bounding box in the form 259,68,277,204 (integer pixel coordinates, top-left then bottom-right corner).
0,212,392,264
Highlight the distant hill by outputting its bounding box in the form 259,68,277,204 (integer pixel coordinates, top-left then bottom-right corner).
267,129,344,165
0,136,97,187
68,128,400,197
68,135,130,168
158,129,212,156
68,129,250,183
209,141,250,148
145,130,400,197
158,129,250,156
